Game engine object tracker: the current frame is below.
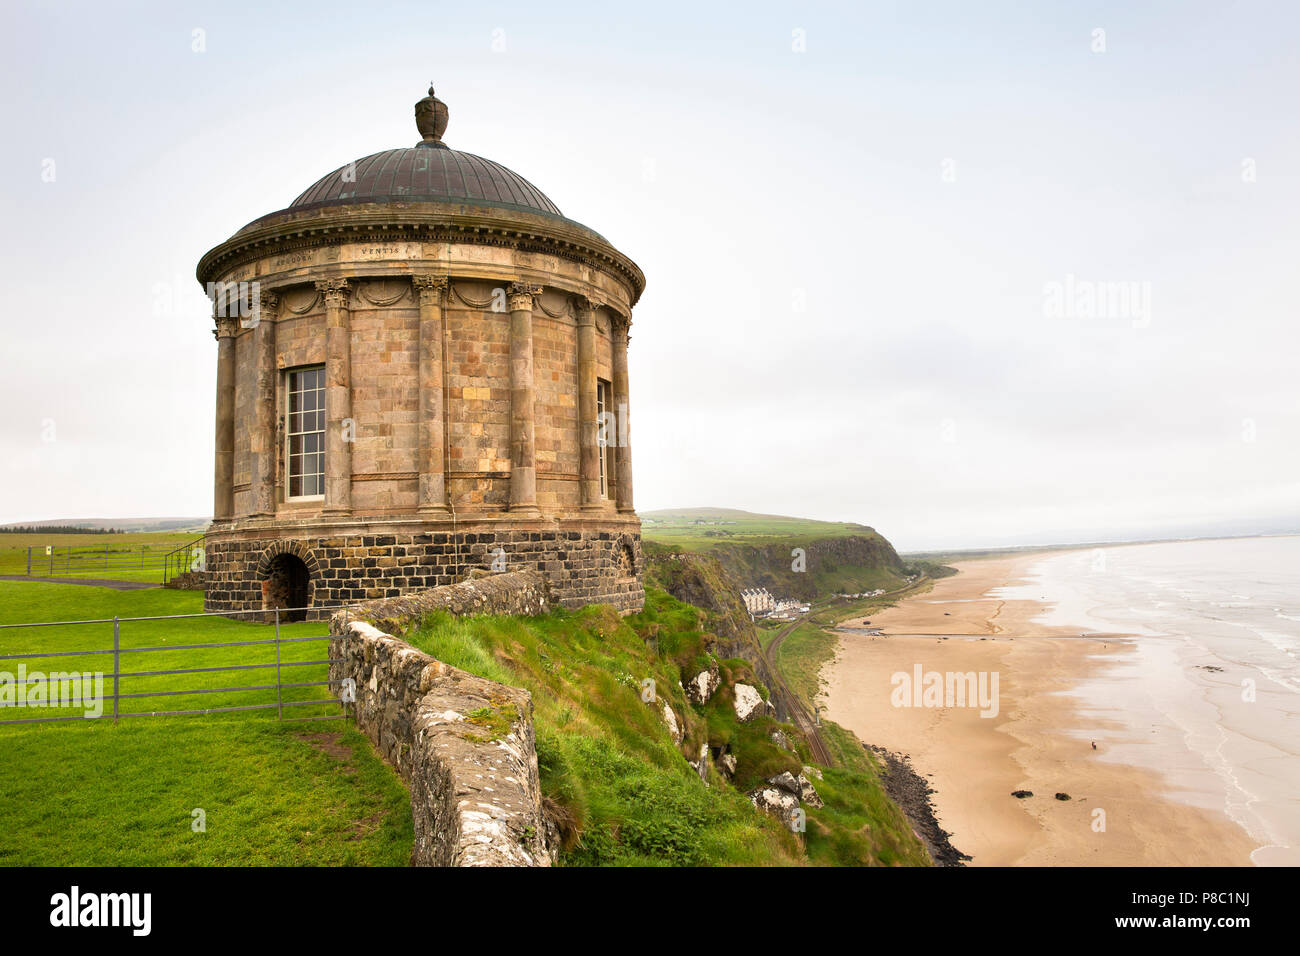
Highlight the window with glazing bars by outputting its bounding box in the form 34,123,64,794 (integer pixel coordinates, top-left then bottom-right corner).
597,379,614,498
286,366,325,498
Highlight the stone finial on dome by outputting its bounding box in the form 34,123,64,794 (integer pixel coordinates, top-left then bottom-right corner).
414,83,450,149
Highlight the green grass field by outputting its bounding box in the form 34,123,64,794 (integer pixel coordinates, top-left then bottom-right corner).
0,531,199,582
0,580,412,865
641,507,871,551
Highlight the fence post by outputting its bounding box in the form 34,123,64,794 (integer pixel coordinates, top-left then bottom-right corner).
26,547,30,576
49,548,54,576
341,609,349,721
274,608,283,720
112,616,120,723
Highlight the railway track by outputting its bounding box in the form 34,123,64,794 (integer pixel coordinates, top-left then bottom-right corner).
760,579,933,769
762,619,835,767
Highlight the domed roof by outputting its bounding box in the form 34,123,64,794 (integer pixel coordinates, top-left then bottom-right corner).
289,145,564,219
282,85,564,221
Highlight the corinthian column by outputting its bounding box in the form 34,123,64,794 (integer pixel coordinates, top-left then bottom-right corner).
212,314,239,522
413,274,450,514
507,281,542,515
612,313,635,514
249,290,279,517
317,278,352,515
575,296,601,510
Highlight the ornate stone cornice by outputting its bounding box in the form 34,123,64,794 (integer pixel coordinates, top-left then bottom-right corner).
507,281,543,313
314,278,351,308
197,208,645,305
213,315,240,339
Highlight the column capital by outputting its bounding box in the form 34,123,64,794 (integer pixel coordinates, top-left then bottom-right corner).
412,274,449,304
213,315,240,340
251,289,279,327
507,281,543,312
610,311,632,341
315,278,351,307
572,294,602,324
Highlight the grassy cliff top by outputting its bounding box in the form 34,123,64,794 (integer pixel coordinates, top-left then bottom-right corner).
641,507,875,551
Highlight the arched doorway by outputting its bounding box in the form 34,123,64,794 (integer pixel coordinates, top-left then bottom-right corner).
262,553,310,622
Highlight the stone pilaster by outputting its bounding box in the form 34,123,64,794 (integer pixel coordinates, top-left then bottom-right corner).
212,314,239,522
249,291,279,517
317,279,352,514
575,296,601,510
413,274,450,514
612,313,635,514
507,282,542,515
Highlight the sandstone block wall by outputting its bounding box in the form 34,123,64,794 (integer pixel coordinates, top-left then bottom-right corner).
329,573,553,866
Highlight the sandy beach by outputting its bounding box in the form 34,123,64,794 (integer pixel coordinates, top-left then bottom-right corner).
820,553,1260,866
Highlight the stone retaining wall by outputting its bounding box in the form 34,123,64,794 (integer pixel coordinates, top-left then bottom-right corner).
328,571,552,866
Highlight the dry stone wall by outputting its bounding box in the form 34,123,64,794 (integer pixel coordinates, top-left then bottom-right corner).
328,571,552,866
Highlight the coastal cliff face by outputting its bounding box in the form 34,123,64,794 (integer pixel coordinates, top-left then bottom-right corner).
643,547,757,647
721,533,907,601
646,532,907,603
642,548,787,714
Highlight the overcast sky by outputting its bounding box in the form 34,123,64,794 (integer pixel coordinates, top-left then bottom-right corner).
2,1,1297,551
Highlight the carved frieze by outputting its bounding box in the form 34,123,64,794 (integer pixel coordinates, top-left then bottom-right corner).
282,288,321,315
358,278,410,307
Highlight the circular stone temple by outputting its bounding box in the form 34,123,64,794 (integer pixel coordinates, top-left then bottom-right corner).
196,86,644,619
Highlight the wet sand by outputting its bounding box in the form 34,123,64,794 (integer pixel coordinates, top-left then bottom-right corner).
820,553,1260,866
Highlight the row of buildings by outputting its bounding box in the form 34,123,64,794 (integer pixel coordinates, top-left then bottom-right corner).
740,588,810,621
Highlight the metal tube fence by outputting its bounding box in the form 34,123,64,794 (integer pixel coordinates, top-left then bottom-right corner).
0,604,359,726
12,538,206,583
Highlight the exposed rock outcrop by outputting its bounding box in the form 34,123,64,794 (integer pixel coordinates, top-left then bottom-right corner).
684,660,721,705
749,783,802,830
797,773,824,808
748,770,822,829
661,701,683,745
688,741,710,782
733,683,775,722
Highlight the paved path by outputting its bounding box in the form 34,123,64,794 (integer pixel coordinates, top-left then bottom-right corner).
0,575,160,590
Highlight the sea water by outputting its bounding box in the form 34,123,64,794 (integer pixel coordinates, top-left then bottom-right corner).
992,536,1300,866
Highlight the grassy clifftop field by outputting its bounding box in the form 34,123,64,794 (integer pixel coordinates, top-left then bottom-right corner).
643,507,911,600
641,507,874,547
0,581,411,866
